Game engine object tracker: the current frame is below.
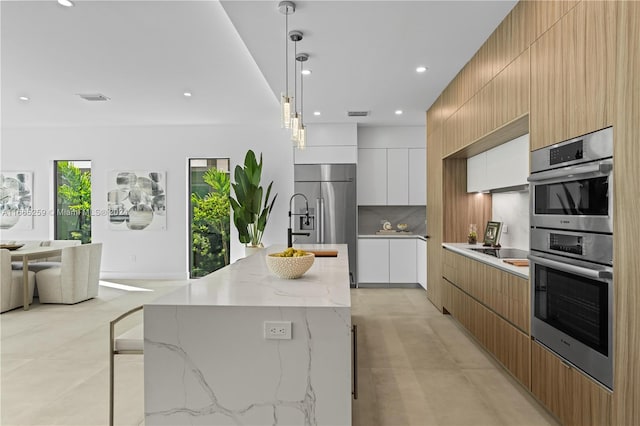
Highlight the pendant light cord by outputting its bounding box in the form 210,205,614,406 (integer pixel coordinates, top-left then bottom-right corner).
293,40,297,114
285,9,289,97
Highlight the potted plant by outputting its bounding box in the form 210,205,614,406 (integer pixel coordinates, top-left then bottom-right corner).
230,150,278,256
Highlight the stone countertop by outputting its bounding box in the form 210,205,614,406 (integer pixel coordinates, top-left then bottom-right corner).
442,243,529,279
359,234,428,241
147,244,350,308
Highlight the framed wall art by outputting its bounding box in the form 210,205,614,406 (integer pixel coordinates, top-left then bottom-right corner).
0,171,33,230
107,170,166,231
482,221,502,247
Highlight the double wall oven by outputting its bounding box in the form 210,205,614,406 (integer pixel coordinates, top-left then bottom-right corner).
528,126,613,390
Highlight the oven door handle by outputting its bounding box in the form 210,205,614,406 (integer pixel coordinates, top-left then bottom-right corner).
528,254,613,280
527,160,612,182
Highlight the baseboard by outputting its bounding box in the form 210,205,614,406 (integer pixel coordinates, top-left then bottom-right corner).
100,271,189,280
357,282,423,289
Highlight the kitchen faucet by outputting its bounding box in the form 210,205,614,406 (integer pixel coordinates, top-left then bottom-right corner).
288,193,310,248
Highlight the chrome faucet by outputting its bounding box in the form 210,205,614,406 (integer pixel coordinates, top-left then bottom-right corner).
288,193,310,247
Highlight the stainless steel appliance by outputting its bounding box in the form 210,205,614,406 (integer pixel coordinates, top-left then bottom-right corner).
528,126,614,390
293,164,357,286
529,127,613,233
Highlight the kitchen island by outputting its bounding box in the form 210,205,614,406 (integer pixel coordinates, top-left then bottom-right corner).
143,244,352,426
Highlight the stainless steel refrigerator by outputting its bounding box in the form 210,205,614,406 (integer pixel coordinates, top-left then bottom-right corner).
293,164,357,287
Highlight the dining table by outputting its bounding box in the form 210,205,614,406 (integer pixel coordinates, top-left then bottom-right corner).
10,246,62,310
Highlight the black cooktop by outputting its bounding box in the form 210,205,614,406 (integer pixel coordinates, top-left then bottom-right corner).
469,247,529,259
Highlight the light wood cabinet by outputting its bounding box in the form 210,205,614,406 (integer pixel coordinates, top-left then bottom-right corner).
442,278,530,388
613,3,640,425
442,248,529,334
531,1,617,151
531,341,611,426
426,127,443,310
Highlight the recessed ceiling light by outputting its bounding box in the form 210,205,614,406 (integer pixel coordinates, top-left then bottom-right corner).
19,96,30,101
301,69,311,75
395,110,403,115
57,0,74,7
183,92,192,97
416,66,428,73
313,111,321,116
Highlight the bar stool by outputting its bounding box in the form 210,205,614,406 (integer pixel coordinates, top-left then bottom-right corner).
109,305,143,426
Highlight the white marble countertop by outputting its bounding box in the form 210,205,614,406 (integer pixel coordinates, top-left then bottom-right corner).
147,244,350,308
442,243,529,279
359,234,427,241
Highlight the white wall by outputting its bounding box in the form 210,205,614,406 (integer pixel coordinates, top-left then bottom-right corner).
293,123,357,164
357,126,426,149
492,191,529,250
1,124,294,279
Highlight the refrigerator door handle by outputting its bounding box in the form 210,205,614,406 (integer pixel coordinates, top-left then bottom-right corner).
317,197,325,244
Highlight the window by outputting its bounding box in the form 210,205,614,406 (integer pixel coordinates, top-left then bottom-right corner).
54,160,92,242
189,158,230,278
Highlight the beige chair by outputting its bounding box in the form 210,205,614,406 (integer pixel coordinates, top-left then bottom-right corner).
1,249,36,313
35,243,102,304
109,305,144,426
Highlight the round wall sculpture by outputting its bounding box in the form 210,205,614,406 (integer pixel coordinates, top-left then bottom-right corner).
0,172,33,230
107,171,166,231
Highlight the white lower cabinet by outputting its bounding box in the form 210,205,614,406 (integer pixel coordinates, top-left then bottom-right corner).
358,238,424,285
416,238,427,290
357,239,389,283
389,239,417,283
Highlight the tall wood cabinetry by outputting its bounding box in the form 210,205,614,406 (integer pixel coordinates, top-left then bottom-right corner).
613,2,640,424
530,1,617,151
426,1,640,424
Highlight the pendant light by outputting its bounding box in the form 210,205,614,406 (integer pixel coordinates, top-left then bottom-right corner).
289,30,303,141
296,53,309,148
278,2,295,128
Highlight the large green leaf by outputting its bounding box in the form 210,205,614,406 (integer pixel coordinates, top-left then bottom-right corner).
229,150,277,246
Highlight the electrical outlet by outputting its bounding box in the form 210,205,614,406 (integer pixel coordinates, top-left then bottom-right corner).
502,224,509,234
264,321,292,340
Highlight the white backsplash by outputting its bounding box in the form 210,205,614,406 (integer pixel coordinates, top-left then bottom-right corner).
492,191,529,250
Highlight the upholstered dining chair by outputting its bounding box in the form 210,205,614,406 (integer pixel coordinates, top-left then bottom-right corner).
1,249,36,312
35,243,102,304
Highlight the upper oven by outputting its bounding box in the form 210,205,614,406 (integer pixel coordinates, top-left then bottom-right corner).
528,127,613,233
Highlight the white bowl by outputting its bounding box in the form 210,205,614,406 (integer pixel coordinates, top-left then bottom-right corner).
397,223,408,231
266,253,315,279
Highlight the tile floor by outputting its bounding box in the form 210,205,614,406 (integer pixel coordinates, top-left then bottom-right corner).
1,283,558,426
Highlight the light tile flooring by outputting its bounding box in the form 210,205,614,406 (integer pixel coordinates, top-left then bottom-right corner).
1,282,558,426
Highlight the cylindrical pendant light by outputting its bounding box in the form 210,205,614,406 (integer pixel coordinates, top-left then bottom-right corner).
296,53,309,148
278,2,295,128
289,31,303,142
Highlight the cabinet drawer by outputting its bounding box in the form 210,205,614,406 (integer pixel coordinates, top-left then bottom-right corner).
443,279,530,388
531,341,611,426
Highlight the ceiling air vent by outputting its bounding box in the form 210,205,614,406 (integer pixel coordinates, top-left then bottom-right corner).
347,111,369,117
77,93,110,101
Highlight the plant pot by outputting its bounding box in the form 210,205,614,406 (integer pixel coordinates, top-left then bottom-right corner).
244,244,264,257
467,236,477,245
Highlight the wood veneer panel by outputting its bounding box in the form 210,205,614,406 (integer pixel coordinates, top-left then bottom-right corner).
531,0,579,42
442,249,529,334
426,127,443,311
442,158,491,243
494,50,530,132
531,1,616,151
443,279,531,388
613,2,640,424
532,342,611,426
530,16,565,151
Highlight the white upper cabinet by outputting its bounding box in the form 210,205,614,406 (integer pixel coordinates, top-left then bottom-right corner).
358,147,427,205
467,134,530,193
357,149,387,205
387,149,409,205
408,148,427,205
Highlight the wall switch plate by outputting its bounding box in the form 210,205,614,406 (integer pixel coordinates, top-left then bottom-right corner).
264,321,292,340
502,224,509,234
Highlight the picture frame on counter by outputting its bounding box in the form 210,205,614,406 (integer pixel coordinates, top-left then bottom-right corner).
483,221,502,247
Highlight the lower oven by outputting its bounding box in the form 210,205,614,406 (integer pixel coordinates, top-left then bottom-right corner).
529,251,613,390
